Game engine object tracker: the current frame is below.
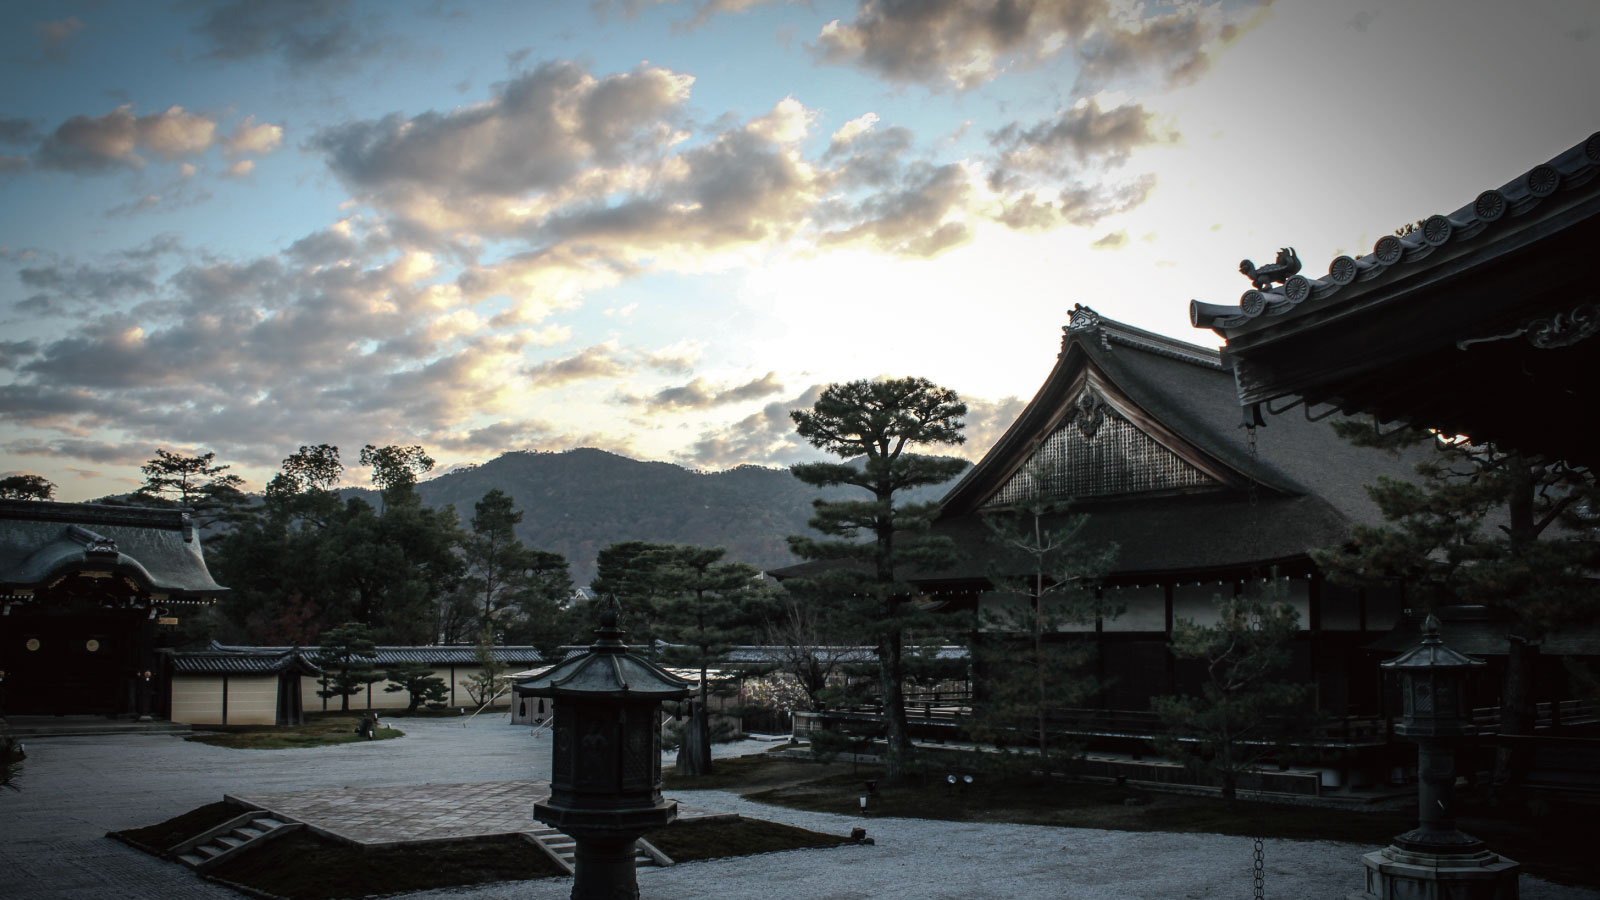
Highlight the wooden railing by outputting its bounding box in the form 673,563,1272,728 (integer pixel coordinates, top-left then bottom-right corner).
803,701,1395,748
799,696,1599,749
1471,698,1600,732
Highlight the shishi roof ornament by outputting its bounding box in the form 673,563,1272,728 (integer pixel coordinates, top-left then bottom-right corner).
1239,248,1302,291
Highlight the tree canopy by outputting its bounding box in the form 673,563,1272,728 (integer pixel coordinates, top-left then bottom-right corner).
1152,580,1310,810
360,443,435,510
134,448,248,527
0,474,55,501
1312,422,1600,799
787,376,969,782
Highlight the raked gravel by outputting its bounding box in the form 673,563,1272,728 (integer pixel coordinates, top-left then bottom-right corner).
1,716,1592,900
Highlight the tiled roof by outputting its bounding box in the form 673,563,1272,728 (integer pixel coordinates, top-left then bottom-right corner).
209,642,543,665
0,499,226,598
170,649,322,676
1191,131,1600,332
547,643,964,665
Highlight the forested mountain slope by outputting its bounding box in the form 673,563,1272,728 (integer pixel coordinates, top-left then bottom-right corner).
341,448,967,586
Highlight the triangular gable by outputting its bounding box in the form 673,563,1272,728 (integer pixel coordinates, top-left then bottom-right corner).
981,379,1218,508
943,309,1261,516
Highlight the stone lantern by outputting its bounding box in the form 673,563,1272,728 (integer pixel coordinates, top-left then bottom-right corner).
520,604,692,900
1353,615,1519,900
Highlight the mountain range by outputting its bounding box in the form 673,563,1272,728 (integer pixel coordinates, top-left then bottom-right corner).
342,448,969,587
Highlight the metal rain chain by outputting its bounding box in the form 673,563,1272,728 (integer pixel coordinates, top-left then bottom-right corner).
1253,836,1265,900
1244,408,1266,900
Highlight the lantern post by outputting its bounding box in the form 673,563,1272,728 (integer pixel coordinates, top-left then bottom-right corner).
1353,614,1519,899
519,604,692,900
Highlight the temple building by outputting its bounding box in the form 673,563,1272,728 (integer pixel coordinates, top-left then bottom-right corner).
1191,131,1599,470
912,307,1424,720
0,499,227,719
1191,130,1600,752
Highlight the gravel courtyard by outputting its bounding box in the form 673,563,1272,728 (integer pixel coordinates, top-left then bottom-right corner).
1,717,1593,900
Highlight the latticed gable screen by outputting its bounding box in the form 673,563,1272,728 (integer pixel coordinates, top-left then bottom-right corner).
982,391,1216,507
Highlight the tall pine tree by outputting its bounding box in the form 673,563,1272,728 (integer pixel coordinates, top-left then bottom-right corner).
788,376,968,782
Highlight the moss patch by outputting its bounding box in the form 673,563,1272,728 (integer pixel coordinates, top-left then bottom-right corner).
208,830,562,899
185,715,403,750
112,801,246,852
643,818,846,863
661,753,839,793
114,802,852,898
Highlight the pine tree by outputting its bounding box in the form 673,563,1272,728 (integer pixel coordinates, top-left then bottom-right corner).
314,622,380,713
591,541,679,654
787,376,968,782
1151,579,1310,810
383,661,449,712
1312,422,1599,798
972,459,1118,770
135,449,248,528
654,545,762,776
462,629,508,708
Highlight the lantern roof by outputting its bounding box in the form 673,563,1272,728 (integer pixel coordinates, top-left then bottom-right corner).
517,605,693,700
1382,614,1487,672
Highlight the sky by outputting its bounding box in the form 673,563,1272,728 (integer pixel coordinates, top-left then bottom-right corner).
1,0,1596,502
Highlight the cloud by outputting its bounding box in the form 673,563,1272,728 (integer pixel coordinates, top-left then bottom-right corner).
622,371,784,411
1073,5,1231,92
32,16,84,64
990,98,1174,173
121,233,185,261
313,60,693,215
523,343,632,389
0,228,603,474
1090,229,1127,249
313,66,836,271
641,341,700,374
186,0,386,68
429,418,637,458
824,116,916,189
993,173,1156,230
818,161,975,257
0,117,40,146
14,258,160,315
672,0,786,32
677,383,825,468
224,159,255,178
35,105,218,172
0,340,38,370
811,0,1244,93
957,393,1028,461
225,116,284,156
0,437,151,466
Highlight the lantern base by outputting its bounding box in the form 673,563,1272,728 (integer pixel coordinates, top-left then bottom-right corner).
1391,827,1487,858
534,798,678,834
567,830,643,900
1350,845,1520,900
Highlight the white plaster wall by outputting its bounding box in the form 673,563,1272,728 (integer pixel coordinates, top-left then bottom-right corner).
226,676,279,726
171,676,224,725
1101,586,1165,632
1172,584,1226,629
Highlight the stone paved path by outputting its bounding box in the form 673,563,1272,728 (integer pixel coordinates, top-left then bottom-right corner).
229,780,731,845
